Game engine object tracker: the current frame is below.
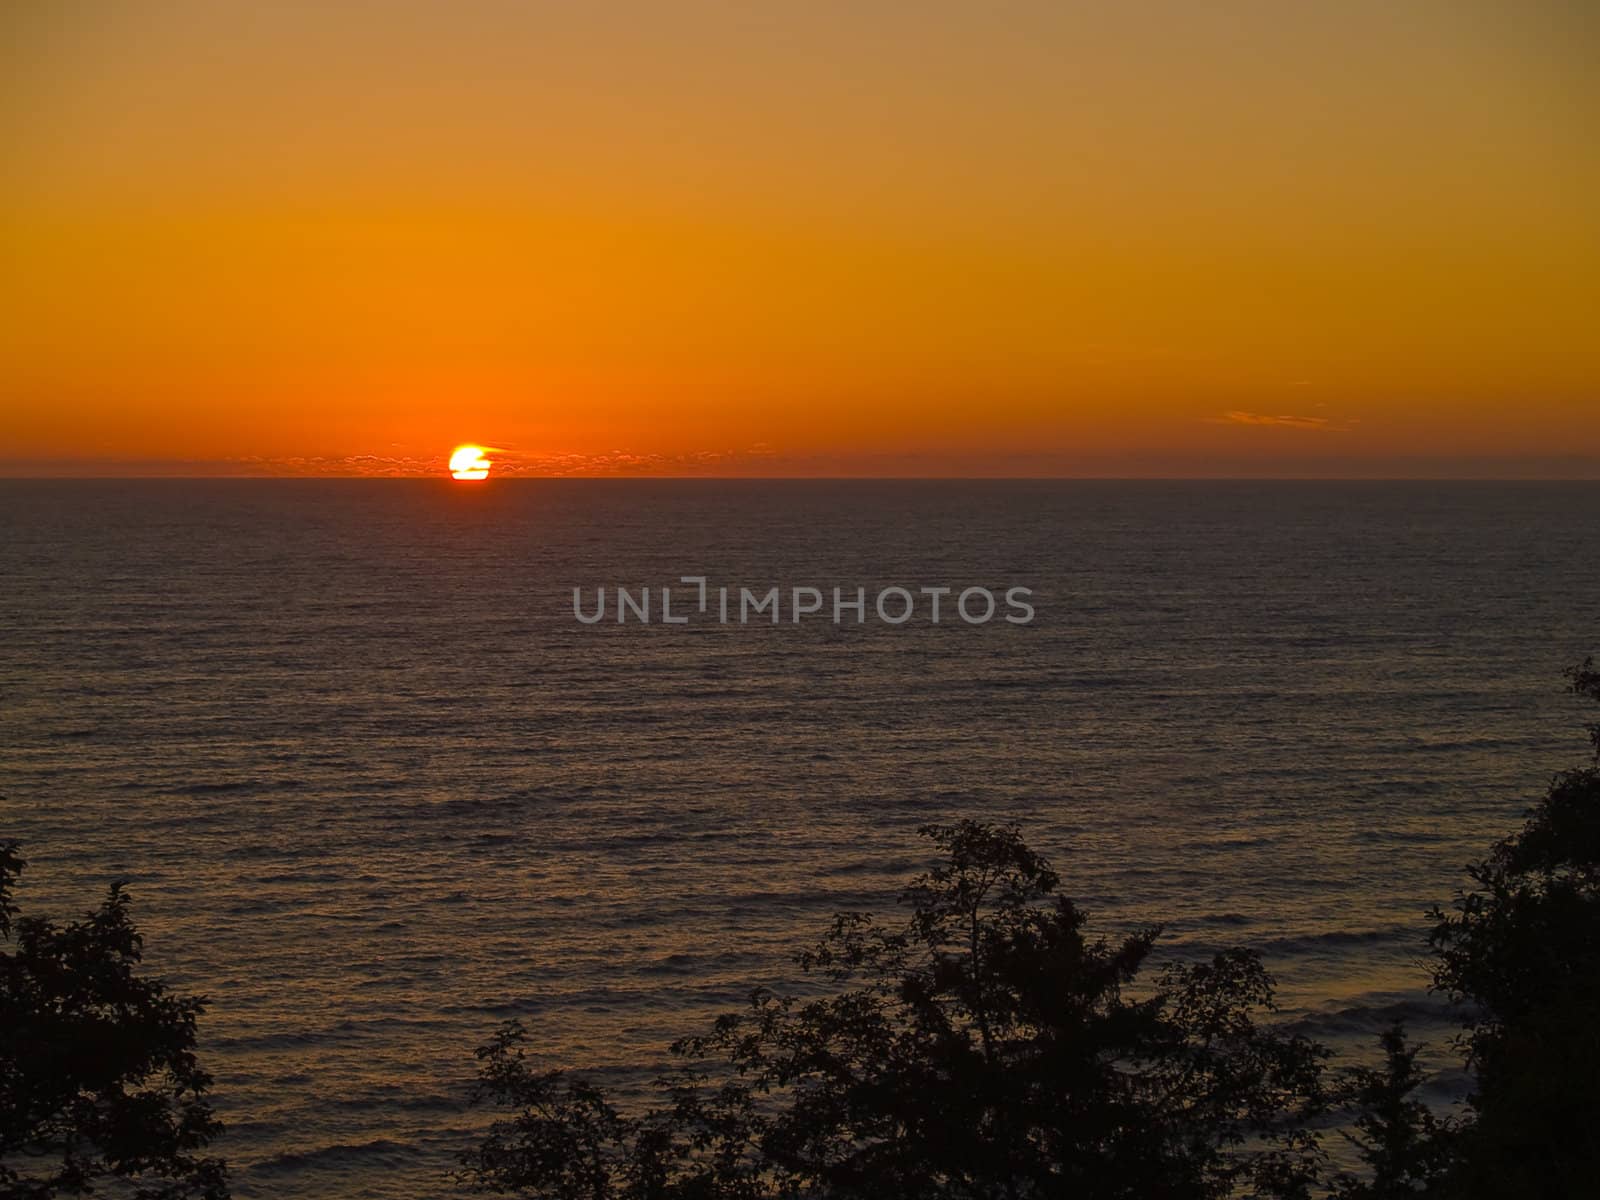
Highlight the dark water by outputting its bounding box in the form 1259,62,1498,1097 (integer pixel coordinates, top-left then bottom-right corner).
2,480,1597,1198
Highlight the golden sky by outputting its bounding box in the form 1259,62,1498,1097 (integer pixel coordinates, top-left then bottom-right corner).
3,0,1597,476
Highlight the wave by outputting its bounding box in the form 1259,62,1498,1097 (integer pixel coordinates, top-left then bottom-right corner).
1257,923,1424,956
1284,995,1464,1039
247,1138,432,1175
327,1090,461,1114
1202,911,1255,926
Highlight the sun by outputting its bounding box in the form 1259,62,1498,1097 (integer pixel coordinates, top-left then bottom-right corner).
449,444,492,480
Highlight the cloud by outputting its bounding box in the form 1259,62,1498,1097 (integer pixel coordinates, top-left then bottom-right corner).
229,453,439,476
1210,410,1353,431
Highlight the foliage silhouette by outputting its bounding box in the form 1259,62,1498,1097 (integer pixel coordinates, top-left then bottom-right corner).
1328,1024,1449,1199
463,664,1600,1198
0,842,228,1200
14,663,1594,1198
460,821,1329,1199
1419,659,1600,1198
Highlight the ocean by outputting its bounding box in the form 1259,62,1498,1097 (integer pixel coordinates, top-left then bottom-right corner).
2,479,1597,1198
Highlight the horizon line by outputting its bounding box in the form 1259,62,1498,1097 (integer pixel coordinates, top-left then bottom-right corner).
6,473,1600,483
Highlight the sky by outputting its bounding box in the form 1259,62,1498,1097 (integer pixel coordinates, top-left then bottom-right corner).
2,0,1597,477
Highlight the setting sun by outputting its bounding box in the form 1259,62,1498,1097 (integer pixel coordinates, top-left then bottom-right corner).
449,445,491,480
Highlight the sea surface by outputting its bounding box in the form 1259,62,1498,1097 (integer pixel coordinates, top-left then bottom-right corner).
3,480,1598,1197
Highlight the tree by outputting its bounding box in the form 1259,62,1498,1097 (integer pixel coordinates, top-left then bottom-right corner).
0,842,228,1200
1330,1024,1449,1199
1423,659,1600,1198
461,821,1329,1199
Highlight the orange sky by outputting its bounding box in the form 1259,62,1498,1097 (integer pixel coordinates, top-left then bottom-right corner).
3,1,1597,477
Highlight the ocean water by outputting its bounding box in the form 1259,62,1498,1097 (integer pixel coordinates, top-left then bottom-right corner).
2,479,1598,1197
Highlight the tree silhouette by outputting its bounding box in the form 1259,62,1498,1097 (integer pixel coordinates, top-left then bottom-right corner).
1422,659,1600,1198
0,842,228,1200
1329,1024,1449,1199
461,821,1329,1199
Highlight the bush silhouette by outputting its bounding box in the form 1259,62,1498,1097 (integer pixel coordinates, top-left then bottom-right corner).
460,821,1329,1199
1329,1023,1449,1199
0,842,228,1200
1420,659,1600,1197
462,664,1600,1198
10,666,1598,1198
